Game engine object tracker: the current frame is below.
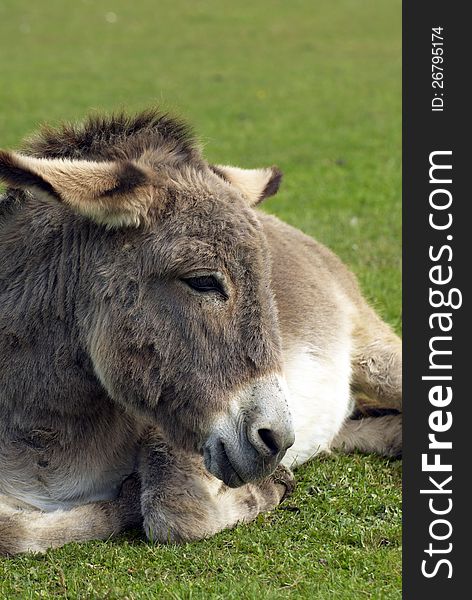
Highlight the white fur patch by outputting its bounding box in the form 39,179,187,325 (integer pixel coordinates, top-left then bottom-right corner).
281,344,352,468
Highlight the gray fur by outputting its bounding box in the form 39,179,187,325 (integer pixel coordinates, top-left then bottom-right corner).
0,110,401,554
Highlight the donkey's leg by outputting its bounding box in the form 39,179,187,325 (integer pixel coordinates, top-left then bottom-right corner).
139,429,294,544
328,308,402,459
351,307,402,413
0,476,142,556
331,414,402,458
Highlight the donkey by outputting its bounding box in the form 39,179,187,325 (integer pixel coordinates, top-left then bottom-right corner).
0,110,401,555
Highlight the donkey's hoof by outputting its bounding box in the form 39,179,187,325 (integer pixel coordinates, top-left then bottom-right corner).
271,465,296,501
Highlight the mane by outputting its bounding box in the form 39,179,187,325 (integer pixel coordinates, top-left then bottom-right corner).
21,109,201,164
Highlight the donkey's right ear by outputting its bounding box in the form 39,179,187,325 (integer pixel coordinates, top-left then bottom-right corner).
0,151,155,228
210,164,283,206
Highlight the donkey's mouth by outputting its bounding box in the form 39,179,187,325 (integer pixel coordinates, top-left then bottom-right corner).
203,440,247,488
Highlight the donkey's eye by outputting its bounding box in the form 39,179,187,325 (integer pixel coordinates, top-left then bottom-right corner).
181,275,228,299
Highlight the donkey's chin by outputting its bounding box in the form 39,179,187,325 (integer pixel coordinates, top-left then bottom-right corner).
202,441,248,487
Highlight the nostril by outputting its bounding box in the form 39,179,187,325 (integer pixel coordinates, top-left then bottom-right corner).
247,420,295,459
258,428,282,456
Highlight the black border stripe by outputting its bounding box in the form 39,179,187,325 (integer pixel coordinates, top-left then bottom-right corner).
403,2,469,596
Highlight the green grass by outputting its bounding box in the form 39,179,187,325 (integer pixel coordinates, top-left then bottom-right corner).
0,0,401,597
0,456,401,600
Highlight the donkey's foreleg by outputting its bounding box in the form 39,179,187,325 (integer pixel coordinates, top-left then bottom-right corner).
0,477,142,556
139,430,294,544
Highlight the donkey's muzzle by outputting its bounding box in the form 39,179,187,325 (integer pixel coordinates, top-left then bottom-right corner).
202,374,294,487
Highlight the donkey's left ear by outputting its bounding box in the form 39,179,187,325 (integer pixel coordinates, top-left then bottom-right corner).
211,165,282,206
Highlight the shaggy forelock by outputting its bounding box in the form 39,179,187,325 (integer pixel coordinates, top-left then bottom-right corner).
21,109,202,165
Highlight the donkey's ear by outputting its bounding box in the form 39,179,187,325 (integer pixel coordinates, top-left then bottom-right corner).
0,151,154,227
211,165,282,206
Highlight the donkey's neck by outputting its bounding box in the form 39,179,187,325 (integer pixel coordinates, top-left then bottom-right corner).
0,194,105,415
1,195,82,325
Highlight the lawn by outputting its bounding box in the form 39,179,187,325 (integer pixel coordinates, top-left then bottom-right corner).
0,0,401,598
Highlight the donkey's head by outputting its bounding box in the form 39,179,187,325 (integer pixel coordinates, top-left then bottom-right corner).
0,112,294,487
